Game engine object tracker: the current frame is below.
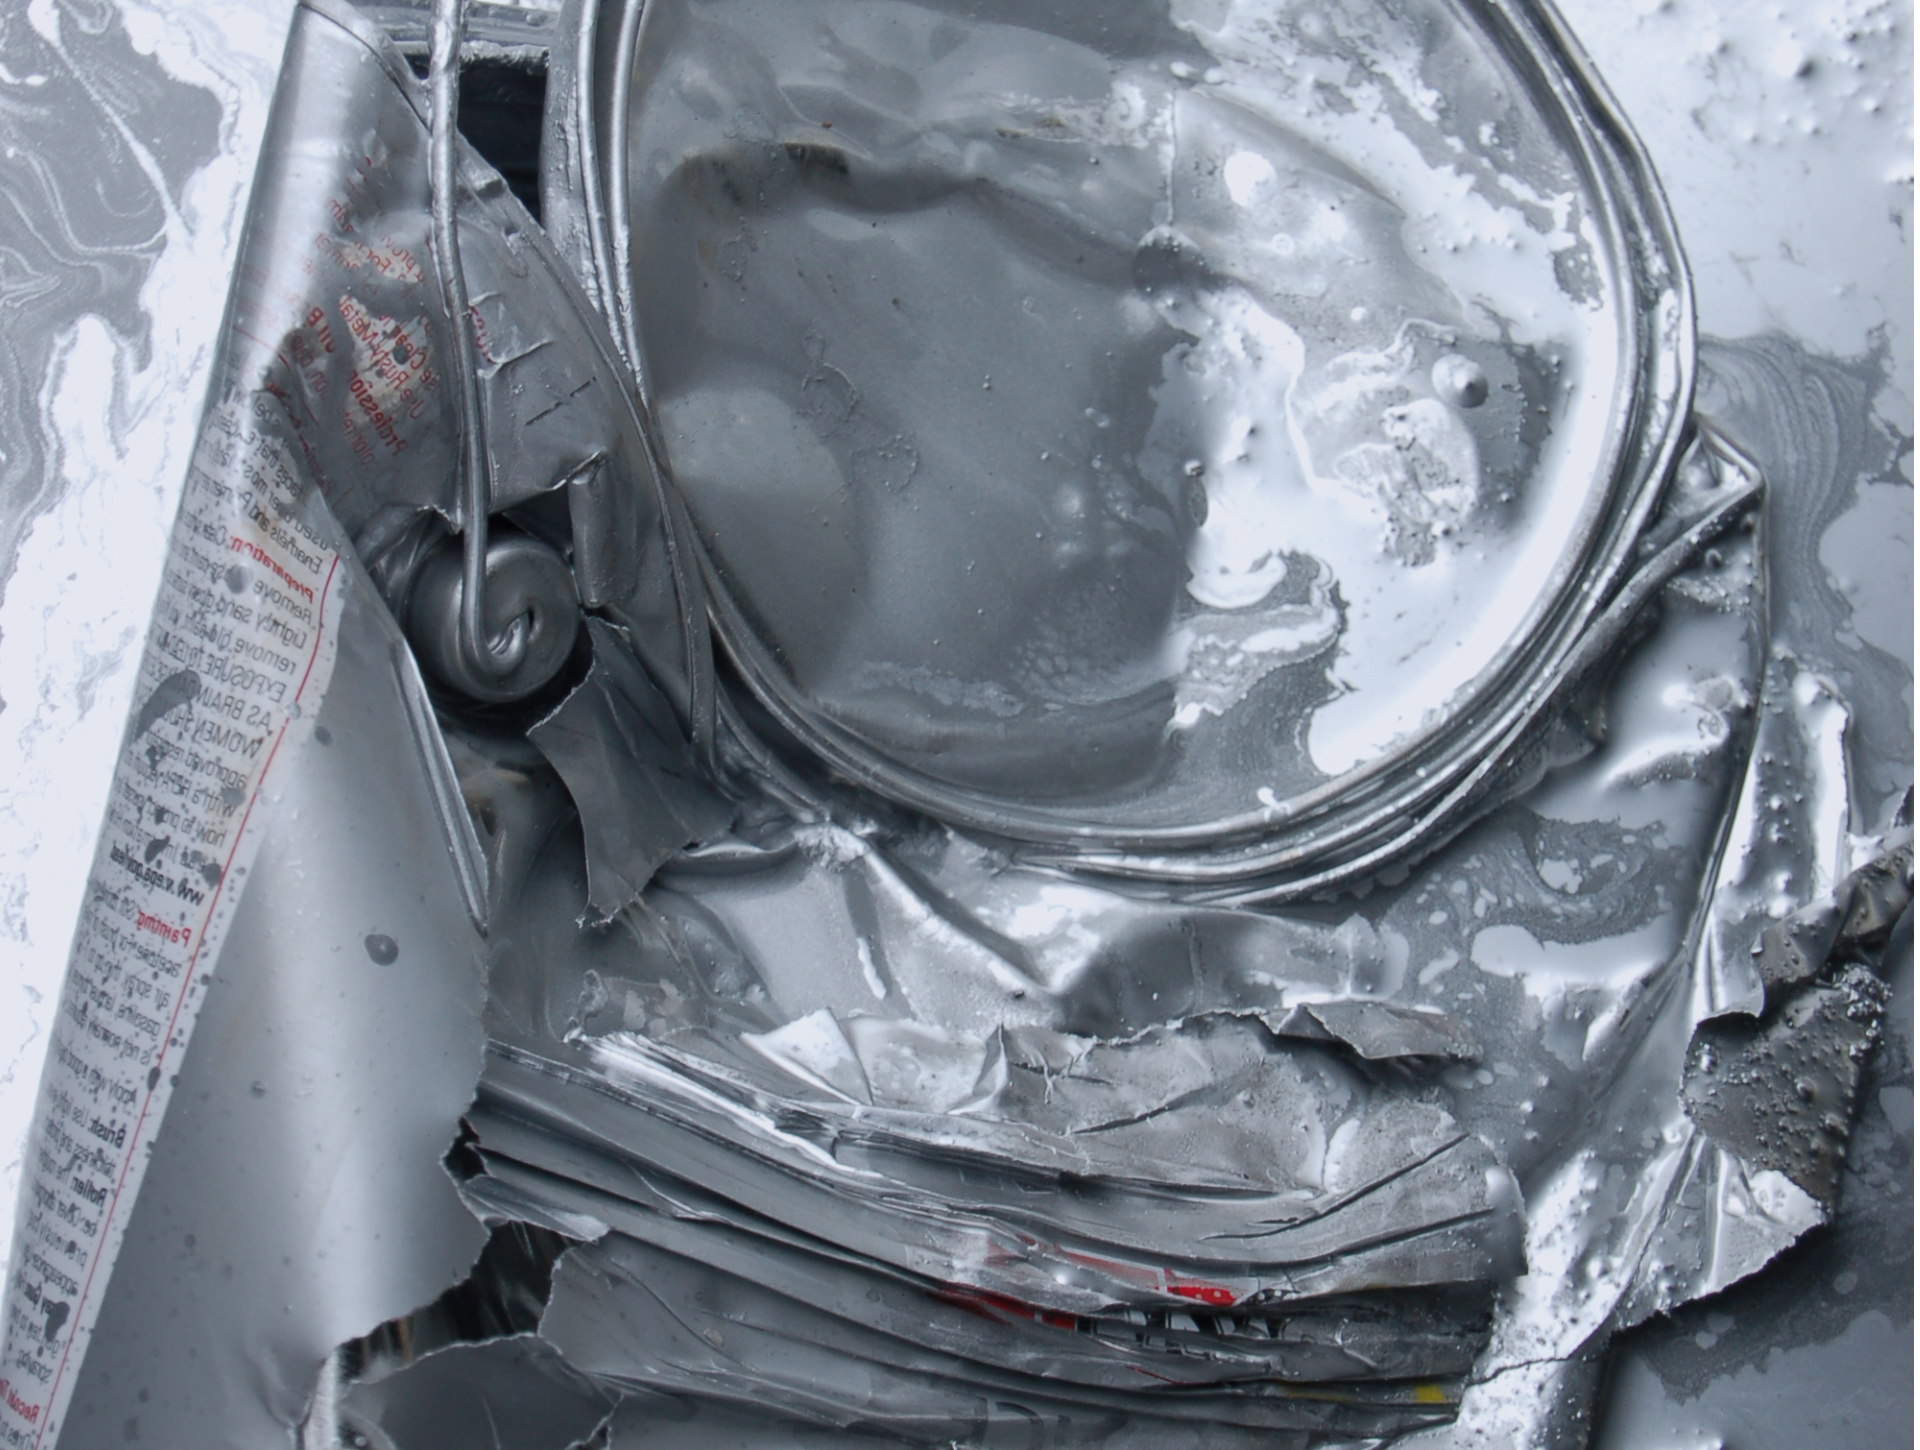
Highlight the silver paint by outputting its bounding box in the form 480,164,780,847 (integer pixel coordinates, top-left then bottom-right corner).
0,0,1908,1444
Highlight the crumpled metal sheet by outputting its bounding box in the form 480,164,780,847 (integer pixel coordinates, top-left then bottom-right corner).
434,269,1851,1450
1684,967,1889,1209
233,0,709,723
6,0,1908,1445
463,1152,1488,1391
585,1395,1317,1449
1421,607,1905,1446
527,618,731,918
1682,811,1912,1205
405,42,1873,1428
538,1232,1463,1441
469,1044,1520,1321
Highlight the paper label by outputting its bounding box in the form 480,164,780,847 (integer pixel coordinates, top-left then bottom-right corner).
0,393,344,1448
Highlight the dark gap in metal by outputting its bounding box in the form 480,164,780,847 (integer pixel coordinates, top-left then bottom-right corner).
340,1219,577,1384
405,50,547,222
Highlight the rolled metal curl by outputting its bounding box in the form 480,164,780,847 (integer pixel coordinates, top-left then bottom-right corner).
423,0,580,704
408,533,580,704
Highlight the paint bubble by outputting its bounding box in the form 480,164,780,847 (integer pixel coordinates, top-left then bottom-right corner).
1432,353,1489,408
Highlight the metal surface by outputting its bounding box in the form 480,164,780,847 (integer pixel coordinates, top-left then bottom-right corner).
0,0,1909,1446
54,560,492,1450
1555,5,1914,1442
560,0,1701,904
406,532,581,702
423,0,583,702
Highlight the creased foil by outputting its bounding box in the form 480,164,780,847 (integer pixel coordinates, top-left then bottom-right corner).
2,0,1907,1447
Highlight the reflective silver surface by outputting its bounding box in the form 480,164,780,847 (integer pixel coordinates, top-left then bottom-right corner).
582,0,1699,899
0,0,1910,1447
56,563,491,1450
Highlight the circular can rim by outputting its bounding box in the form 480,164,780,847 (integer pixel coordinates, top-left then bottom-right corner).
545,0,1700,891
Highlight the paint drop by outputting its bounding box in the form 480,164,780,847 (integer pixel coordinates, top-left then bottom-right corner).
1432,353,1489,407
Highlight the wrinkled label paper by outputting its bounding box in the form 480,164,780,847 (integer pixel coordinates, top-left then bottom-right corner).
0,396,343,1447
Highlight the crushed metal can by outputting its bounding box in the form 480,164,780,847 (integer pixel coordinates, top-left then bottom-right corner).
1,1,1909,1448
